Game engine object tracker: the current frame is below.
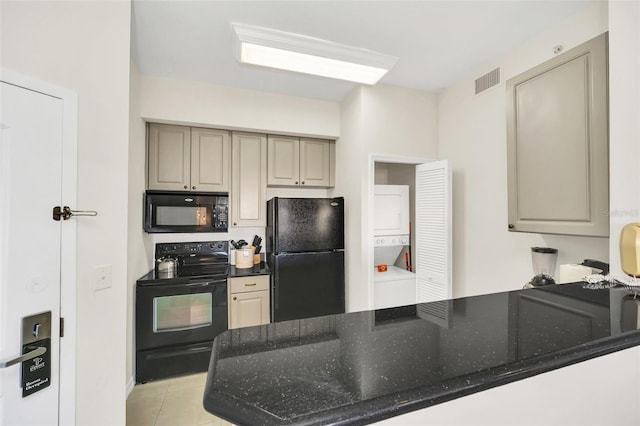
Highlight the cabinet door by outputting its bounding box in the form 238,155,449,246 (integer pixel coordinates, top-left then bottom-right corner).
415,160,452,304
267,135,299,186
506,33,608,236
231,132,267,227
229,290,270,329
148,123,190,191
300,138,331,187
191,128,230,192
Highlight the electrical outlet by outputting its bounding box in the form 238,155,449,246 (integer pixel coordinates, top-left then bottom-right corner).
94,264,112,291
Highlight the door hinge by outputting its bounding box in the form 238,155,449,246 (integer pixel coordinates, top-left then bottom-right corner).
60,317,64,338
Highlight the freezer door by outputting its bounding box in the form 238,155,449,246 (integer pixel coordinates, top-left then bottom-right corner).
271,251,345,322
268,197,344,253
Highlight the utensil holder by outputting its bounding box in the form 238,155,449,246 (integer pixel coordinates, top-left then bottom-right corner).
235,248,255,269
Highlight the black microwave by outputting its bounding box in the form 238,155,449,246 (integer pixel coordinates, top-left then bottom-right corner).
144,191,228,233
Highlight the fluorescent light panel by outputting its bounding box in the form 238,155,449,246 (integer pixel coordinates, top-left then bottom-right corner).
232,23,397,85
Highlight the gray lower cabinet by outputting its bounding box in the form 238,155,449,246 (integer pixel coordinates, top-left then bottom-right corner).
231,132,267,227
147,123,230,192
506,32,608,237
228,275,270,329
267,135,334,188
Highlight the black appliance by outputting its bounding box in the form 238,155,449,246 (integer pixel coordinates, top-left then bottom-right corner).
266,197,345,322
135,241,229,383
144,191,228,233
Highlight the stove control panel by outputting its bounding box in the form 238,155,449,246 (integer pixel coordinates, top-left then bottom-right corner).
155,241,229,258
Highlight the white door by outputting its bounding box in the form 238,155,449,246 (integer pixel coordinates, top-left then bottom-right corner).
0,82,63,425
415,160,452,304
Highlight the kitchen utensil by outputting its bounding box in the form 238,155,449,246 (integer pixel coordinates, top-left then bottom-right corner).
237,239,248,248
230,240,239,249
235,247,254,269
156,257,178,279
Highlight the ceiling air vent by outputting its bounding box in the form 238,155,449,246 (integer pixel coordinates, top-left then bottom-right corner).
475,67,500,94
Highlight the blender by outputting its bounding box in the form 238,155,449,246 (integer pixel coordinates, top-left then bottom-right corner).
524,247,558,288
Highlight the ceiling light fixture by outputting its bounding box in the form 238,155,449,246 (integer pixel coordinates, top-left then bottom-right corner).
232,23,398,85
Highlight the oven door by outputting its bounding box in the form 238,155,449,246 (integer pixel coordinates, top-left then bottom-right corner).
136,278,228,351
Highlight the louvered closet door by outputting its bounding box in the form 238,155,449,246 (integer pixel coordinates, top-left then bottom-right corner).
415,160,452,303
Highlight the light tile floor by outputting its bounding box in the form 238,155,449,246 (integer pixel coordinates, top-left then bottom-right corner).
126,373,231,426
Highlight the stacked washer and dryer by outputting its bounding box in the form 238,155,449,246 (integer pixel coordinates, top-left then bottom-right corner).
373,185,416,309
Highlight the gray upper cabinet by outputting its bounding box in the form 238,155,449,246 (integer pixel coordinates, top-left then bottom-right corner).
190,128,230,192
231,132,267,227
506,32,608,237
300,138,333,187
147,123,230,192
147,123,191,191
267,136,334,188
267,135,299,186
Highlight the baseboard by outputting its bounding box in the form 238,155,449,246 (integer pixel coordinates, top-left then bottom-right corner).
126,376,135,398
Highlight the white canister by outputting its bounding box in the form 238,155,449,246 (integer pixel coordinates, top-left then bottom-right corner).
235,248,255,269
229,249,236,266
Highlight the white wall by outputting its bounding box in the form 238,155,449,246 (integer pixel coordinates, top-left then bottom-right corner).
608,0,640,278
438,2,610,298
127,62,153,392
337,85,439,312
1,1,131,425
139,75,340,138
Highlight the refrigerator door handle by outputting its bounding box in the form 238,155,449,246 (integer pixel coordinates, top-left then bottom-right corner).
273,274,279,311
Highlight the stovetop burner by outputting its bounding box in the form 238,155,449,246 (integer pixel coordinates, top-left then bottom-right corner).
151,240,229,281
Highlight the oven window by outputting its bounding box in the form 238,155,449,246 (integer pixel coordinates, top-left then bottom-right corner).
156,206,211,226
153,293,213,332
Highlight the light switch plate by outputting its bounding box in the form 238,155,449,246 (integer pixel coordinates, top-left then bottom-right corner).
94,264,112,291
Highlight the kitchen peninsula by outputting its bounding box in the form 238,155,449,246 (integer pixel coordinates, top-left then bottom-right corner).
203,283,640,425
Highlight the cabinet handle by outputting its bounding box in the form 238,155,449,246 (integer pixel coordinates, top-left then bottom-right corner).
192,186,196,190
233,296,237,301
233,222,237,226
184,185,188,189
245,283,256,287
508,224,515,229
295,181,298,185
302,181,305,185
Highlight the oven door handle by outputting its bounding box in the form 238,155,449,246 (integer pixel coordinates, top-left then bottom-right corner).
183,279,226,287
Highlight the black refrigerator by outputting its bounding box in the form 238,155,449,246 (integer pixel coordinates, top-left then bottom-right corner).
266,197,345,322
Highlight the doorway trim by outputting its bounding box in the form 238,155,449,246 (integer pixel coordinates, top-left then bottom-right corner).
1,68,78,425
367,154,436,310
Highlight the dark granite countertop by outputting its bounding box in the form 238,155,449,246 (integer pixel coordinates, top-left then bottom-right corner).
228,263,270,278
203,283,640,425
136,263,269,285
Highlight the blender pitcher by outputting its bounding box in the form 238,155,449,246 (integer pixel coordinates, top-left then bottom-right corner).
524,247,558,288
